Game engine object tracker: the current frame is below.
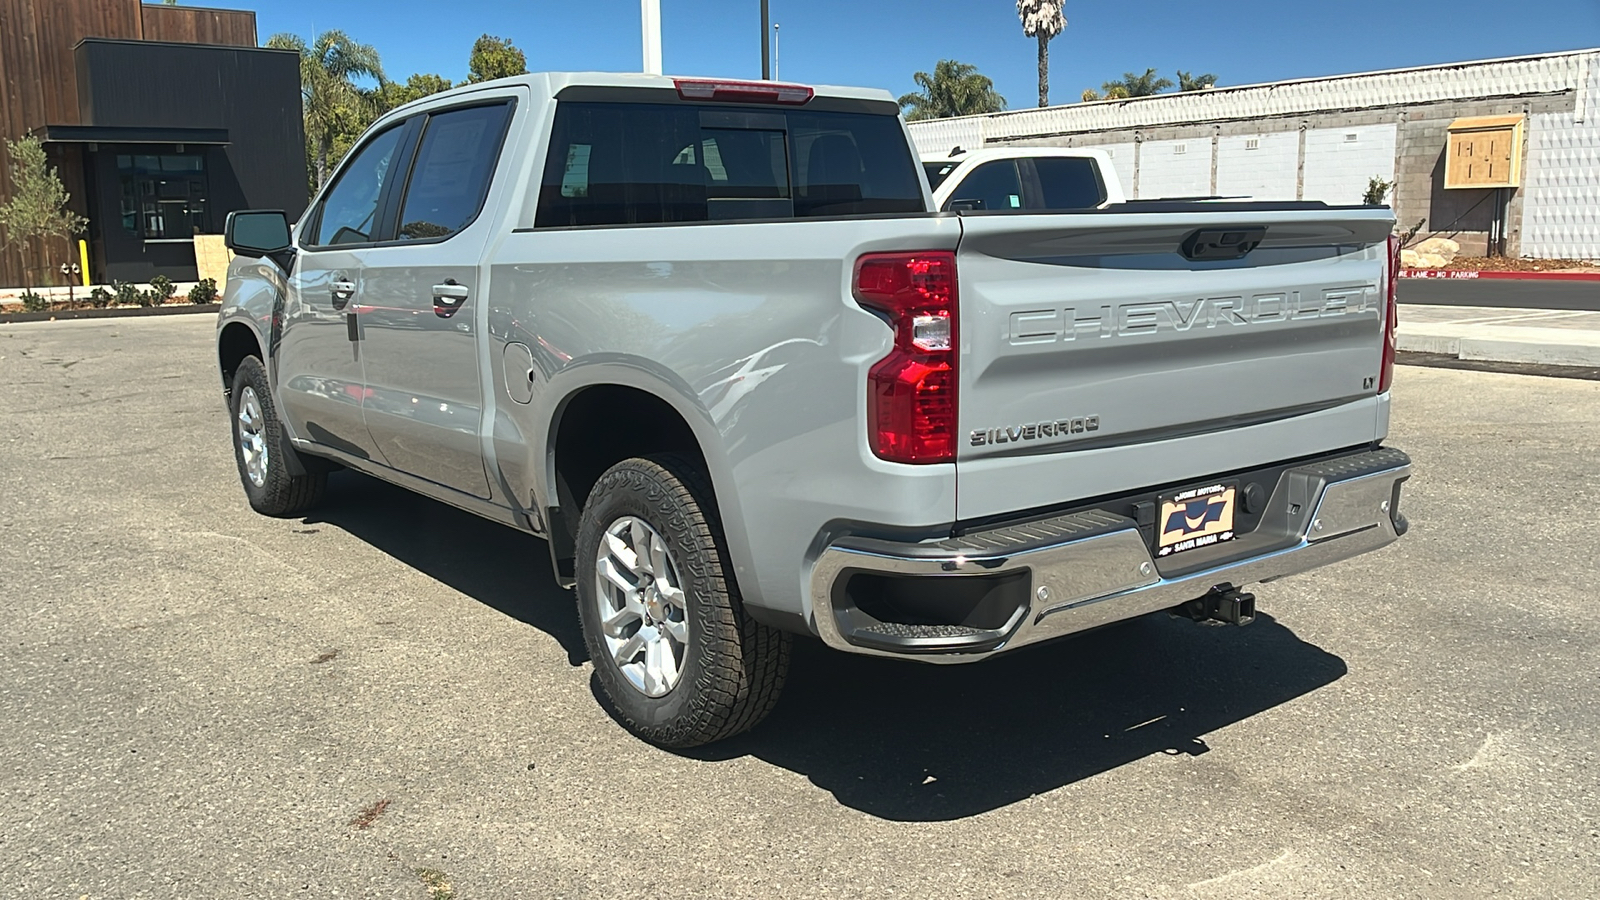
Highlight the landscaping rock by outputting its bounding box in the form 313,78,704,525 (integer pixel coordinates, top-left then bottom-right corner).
1411,238,1461,266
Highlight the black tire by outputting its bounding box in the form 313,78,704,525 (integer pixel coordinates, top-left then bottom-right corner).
229,355,327,517
575,454,790,748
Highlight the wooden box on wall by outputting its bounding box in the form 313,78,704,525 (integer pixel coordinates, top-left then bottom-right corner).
1444,115,1525,189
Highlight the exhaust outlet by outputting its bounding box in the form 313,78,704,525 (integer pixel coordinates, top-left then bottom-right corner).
1172,586,1257,626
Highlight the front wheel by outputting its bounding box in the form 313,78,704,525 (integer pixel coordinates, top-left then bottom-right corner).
575,454,789,747
229,356,327,517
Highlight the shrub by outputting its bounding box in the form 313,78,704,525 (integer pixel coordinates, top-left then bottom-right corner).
148,275,175,306
112,280,141,307
88,286,112,308
1363,175,1394,206
1399,219,1426,248
188,278,219,304
20,290,49,313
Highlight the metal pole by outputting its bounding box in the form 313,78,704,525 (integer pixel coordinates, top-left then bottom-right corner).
641,0,662,75
760,0,770,80
773,24,780,81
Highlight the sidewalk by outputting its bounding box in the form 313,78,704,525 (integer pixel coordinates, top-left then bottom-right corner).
1398,305,1600,368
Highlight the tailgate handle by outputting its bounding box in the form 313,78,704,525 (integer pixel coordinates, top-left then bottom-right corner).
1182,227,1267,261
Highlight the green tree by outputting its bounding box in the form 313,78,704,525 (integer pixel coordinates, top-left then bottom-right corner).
1177,70,1218,91
1016,1,1067,108
0,137,87,288
382,73,454,109
897,60,1007,121
467,35,528,83
1101,68,1174,98
265,30,385,190
1080,84,1129,102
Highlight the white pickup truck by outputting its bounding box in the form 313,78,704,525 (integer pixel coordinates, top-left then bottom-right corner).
217,73,1411,747
923,147,1124,211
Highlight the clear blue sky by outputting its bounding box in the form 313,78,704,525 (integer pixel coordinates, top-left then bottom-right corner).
223,0,1600,106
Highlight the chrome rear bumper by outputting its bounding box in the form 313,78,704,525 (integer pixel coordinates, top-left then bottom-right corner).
808,447,1411,662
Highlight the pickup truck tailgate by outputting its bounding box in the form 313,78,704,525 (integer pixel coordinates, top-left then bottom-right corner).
954,209,1395,520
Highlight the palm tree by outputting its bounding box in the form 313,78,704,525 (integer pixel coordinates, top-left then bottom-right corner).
1081,84,1130,102
1016,1,1067,108
1101,68,1174,98
1177,70,1218,92
898,60,1007,121
265,30,385,190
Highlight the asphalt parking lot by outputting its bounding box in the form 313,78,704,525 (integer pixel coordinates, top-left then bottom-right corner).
2,315,1597,899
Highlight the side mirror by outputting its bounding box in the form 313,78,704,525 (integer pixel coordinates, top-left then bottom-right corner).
225,210,292,257
947,198,985,212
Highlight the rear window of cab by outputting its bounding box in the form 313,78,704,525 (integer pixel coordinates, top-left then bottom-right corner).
533,102,925,227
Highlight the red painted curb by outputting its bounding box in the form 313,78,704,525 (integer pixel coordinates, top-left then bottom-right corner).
1402,269,1600,282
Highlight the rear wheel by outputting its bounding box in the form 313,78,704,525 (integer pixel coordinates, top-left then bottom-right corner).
229,356,327,517
575,454,789,747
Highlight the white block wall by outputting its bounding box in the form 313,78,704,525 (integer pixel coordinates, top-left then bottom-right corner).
907,50,1600,256
1215,132,1300,199
906,117,985,157
1136,138,1213,198
1093,142,1138,196
1523,58,1600,258
1301,124,1398,205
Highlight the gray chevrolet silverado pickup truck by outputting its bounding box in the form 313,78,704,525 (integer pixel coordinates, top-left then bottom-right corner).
216,72,1411,747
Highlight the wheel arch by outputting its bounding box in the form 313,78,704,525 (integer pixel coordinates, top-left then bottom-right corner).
218,318,265,397
541,371,750,591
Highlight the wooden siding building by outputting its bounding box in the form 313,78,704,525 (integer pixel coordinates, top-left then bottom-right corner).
0,1,306,285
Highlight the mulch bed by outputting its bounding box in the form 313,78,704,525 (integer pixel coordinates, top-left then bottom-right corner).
0,302,220,324
1438,256,1600,274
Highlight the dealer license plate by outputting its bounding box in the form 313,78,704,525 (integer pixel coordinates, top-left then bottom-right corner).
1155,483,1238,557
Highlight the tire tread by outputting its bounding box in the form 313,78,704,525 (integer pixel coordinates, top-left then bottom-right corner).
231,356,327,518
578,453,789,747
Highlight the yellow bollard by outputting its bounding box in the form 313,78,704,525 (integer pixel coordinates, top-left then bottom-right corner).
78,239,90,287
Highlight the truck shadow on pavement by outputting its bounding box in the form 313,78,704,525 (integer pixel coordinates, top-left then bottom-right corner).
302,472,591,666
306,473,1346,823
686,612,1347,821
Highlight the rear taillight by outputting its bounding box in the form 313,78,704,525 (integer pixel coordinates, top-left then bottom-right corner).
852,252,958,464
673,78,814,105
1381,233,1400,392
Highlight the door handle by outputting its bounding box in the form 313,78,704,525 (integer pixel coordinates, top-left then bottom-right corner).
331,277,356,310
433,281,469,318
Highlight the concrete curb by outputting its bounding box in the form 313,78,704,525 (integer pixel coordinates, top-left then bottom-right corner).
0,303,220,325
1396,331,1600,368
1402,269,1600,282
1395,310,1600,366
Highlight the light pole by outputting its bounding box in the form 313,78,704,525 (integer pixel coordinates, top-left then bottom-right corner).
773,24,780,81
642,0,662,75
760,0,770,80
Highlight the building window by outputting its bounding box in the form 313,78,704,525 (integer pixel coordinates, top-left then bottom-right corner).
117,153,209,239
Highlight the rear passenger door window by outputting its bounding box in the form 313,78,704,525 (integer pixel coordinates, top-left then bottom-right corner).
943,160,1023,212
1028,157,1107,209
396,103,514,240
